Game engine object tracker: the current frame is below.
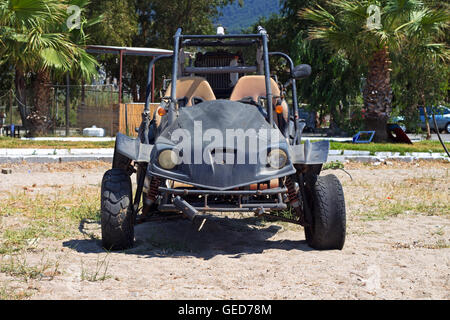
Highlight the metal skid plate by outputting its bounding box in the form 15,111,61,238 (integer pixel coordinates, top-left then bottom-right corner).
158,186,288,213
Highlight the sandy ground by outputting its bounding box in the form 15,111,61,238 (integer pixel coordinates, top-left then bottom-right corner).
0,160,449,300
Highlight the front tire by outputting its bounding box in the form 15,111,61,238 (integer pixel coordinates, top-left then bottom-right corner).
304,174,346,250
101,169,135,250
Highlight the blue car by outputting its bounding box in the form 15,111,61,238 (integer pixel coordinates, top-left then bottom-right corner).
390,116,407,132
419,106,450,133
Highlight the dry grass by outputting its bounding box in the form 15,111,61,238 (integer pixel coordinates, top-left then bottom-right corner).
341,163,449,221
392,239,450,250
80,253,111,282
0,284,31,300
0,136,446,153
0,185,100,299
0,186,100,254
0,160,111,173
0,137,114,149
329,140,448,154
0,253,61,281
0,161,449,299
344,159,450,170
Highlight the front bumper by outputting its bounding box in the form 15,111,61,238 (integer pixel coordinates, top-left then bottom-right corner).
157,186,288,213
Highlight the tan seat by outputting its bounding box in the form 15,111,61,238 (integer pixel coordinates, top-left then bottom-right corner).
230,75,288,122
153,77,216,128
230,75,281,102
165,76,216,107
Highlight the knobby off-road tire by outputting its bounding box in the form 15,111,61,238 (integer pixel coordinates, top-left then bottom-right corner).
101,169,135,250
304,174,346,250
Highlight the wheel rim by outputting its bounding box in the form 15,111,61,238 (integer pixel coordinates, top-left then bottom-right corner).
446,123,450,133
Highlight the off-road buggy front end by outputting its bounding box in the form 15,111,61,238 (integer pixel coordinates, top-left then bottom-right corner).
100,27,346,252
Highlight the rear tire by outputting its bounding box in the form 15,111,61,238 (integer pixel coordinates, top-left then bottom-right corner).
101,169,135,250
304,174,346,250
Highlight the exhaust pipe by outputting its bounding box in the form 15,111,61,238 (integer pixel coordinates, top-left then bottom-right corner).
173,196,198,221
173,196,207,231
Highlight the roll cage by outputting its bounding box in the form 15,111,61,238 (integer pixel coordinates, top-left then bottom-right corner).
142,26,302,144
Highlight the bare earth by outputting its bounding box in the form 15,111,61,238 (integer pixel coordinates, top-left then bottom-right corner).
0,161,449,300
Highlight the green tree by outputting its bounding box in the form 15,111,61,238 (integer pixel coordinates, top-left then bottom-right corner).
86,0,138,47
0,0,100,135
123,0,238,101
254,1,363,134
84,0,239,102
83,0,138,103
32,0,101,136
392,2,449,137
300,0,449,141
0,63,13,92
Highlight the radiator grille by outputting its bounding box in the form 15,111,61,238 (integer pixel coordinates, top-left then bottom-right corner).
194,52,240,97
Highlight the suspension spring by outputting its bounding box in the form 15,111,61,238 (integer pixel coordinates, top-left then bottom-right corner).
285,175,304,225
146,176,161,205
285,176,299,207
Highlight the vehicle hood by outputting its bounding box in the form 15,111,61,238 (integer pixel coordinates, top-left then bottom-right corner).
148,100,295,190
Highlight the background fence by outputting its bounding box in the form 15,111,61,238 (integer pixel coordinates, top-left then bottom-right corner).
0,85,158,137
119,103,159,137
77,103,158,137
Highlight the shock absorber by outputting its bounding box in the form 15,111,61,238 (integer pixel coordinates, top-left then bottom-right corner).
146,176,161,206
285,176,304,225
142,176,161,218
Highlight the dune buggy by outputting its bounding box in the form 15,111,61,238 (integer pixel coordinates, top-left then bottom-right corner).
101,27,346,251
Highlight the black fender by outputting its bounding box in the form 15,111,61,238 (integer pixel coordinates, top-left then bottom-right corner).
115,132,153,163
289,140,329,164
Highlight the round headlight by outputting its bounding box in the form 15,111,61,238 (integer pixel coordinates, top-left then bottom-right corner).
267,149,287,169
158,149,180,170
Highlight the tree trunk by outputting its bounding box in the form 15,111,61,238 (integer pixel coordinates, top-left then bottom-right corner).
14,69,29,128
363,47,393,142
318,105,326,127
421,94,431,140
29,70,53,136
81,80,86,108
328,105,338,136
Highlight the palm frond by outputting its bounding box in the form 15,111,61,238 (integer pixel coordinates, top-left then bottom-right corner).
5,0,64,28
332,0,367,21
75,50,99,81
384,0,423,17
40,47,72,70
66,0,90,8
299,5,337,28
395,8,450,44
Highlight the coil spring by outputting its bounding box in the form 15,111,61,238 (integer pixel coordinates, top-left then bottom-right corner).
147,176,161,202
285,176,298,204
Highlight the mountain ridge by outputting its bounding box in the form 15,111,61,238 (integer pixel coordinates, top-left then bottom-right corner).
217,0,281,34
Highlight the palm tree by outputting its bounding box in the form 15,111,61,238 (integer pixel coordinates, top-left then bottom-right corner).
0,0,100,135
300,0,449,141
30,0,101,136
